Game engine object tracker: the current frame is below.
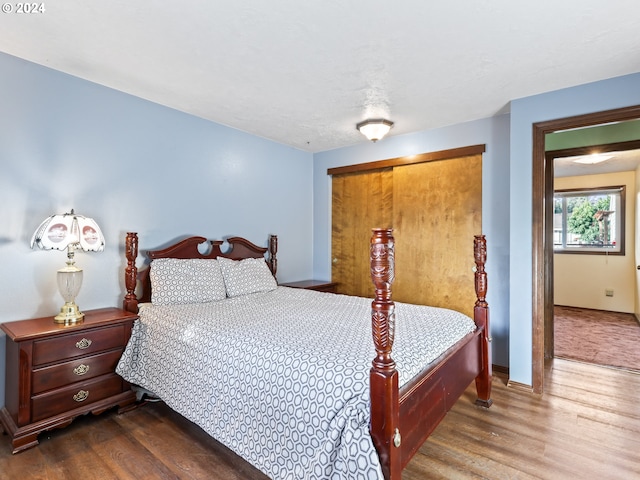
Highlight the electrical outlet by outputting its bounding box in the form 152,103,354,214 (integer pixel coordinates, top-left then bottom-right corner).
605,289,614,297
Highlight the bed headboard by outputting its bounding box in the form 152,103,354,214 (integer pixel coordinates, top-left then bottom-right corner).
123,232,278,313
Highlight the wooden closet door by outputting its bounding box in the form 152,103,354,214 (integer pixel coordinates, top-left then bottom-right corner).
392,154,482,317
332,169,393,297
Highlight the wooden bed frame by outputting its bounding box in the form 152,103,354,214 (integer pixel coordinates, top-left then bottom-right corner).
122,229,492,480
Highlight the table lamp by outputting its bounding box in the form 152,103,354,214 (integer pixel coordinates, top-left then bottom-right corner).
30,209,105,324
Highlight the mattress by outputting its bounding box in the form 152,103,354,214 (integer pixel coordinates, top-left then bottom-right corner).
116,286,475,479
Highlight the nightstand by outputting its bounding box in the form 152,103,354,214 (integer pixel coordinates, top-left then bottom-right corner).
0,307,138,453
280,280,338,293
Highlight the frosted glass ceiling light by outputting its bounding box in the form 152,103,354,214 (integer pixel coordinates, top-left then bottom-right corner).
31,209,105,324
572,153,613,164
357,119,394,142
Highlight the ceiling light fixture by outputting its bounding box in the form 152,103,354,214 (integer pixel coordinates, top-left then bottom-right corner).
572,153,613,165
357,119,394,142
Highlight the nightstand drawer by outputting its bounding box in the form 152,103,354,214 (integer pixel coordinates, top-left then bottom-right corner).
31,349,125,395
1,308,137,453
31,374,124,422
32,324,127,366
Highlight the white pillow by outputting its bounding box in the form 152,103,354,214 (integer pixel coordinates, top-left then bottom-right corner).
150,258,226,305
217,256,277,297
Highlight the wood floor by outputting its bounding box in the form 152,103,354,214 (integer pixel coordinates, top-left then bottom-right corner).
1,359,639,479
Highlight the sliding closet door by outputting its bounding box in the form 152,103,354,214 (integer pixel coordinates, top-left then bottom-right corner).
329,146,484,313
332,168,393,297
392,155,482,317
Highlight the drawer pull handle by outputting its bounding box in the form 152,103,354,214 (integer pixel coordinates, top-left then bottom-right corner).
76,338,92,349
73,364,90,376
73,390,89,402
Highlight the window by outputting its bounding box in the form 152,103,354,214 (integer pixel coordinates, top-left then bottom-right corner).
553,186,625,254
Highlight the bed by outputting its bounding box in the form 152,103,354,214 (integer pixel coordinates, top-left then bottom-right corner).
117,229,492,479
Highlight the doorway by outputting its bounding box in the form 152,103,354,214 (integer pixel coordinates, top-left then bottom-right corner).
550,141,640,370
531,105,640,394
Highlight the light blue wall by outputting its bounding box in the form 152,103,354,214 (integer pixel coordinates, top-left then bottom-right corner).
1,51,639,411
508,72,640,386
0,53,314,406
312,115,512,368
313,73,640,386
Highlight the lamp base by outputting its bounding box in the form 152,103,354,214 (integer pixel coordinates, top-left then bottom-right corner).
54,302,85,325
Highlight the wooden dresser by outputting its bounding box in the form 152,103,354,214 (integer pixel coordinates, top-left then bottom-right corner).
0,307,138,453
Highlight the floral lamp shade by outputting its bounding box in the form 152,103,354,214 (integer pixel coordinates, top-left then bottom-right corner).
31,210,105,324
31,211,105,252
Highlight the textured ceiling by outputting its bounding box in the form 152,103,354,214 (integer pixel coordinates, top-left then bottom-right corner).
1,1,639,152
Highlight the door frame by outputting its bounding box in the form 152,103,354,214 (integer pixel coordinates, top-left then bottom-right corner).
531,104,640,394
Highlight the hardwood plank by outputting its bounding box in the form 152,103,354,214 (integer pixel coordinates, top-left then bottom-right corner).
114,401,263,479
1,359,639,479
405,360,640,479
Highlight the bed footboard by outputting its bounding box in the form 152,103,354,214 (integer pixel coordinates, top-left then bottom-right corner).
369,229,402,479
369,229,492,480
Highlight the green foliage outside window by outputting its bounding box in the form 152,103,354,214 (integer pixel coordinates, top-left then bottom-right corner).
566,196,610,245
554,186,623,254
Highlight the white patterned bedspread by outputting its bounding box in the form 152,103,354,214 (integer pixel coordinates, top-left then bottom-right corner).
116,287,475,480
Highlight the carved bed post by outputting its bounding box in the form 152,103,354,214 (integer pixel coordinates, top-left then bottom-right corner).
369,228,401,480
268,234,278,279
123,232,139,313
473,235,493,408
